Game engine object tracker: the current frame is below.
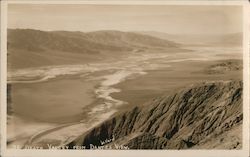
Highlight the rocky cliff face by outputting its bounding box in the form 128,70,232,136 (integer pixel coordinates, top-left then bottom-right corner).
70,81,242,149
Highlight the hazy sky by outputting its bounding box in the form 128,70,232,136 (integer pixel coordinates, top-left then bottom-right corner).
8,4,242,34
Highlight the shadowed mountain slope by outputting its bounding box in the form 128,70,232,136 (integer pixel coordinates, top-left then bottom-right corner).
70,81,242,149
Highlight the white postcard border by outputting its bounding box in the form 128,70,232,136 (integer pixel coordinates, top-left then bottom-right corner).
1,1,249,157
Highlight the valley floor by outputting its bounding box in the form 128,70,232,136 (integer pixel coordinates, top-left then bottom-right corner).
7,46,243,149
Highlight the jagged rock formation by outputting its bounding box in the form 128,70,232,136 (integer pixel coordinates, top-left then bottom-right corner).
70,81,242,149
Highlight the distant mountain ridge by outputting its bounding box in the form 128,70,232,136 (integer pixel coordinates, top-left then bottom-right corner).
137,31,242,46
7,29,242,70
7,29,181,69
70,81,242,149
8,29,179,54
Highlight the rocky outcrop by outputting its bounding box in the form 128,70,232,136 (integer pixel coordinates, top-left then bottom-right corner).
70,81,242,149
204,59,242,74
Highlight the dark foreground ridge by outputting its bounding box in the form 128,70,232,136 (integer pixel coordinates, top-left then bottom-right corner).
69,81,242,149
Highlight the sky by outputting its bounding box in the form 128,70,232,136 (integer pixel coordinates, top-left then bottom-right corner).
8,4,242,35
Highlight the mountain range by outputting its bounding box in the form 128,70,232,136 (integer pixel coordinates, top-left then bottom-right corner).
8,29,242,69
137,31,242,46
8,29,180,54
7,29,180,69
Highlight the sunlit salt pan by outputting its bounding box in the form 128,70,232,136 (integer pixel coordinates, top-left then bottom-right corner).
101,70,135,86
8,65,98,83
